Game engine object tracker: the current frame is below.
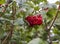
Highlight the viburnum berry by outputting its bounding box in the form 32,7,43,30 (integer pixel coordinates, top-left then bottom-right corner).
25,14,43,26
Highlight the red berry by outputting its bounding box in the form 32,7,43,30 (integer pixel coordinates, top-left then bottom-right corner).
25,14,43,26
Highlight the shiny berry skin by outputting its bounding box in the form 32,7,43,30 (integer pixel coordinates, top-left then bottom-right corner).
25,14,43,26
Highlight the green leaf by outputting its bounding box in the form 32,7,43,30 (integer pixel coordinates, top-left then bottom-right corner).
0,0,5,4
34,6,40,11
26,1,35,8
55,1,60,5
30,0,47,4
52,41,59,44
53,27,60,35
46,8,57,18
28,38,48,44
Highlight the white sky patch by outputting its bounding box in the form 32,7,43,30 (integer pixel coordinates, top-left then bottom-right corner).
47,0,59,3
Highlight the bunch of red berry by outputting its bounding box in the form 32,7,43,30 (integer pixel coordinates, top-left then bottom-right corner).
25,14,43,26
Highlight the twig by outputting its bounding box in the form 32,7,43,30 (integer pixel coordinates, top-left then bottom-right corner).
44,18,48,30
48,10,59,31
48,3,60,31
2,32,11,44
47,4,60,44
2,1,16,44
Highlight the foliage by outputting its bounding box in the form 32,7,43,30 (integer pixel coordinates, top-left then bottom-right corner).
0,0,60,44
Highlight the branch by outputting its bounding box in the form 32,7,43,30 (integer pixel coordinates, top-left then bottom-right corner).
44,18,48,30
48,10,59,31
2,1,16,44
47,4,60,44
48,3,60,31
2,32,10,44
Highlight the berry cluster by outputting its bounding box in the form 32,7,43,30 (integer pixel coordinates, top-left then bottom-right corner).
25,14,43,26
